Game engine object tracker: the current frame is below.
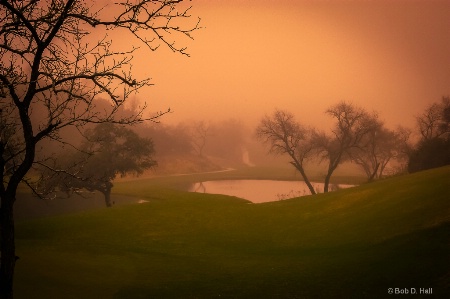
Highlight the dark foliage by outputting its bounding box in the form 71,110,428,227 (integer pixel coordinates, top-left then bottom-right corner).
38,123,156,207
408,137,450,173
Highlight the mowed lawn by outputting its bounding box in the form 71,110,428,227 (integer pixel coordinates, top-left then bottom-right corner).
15,166,450,298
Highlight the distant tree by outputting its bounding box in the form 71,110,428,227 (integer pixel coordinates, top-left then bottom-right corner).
256,110,316,195
349,124,405,181
190,120,211,157
313,102,378,192
377,126,412,178
395,126,414,159
138,119,249,172
0,0,199,297
38,123,156,207
137,123,193,156
409,97,450,173
205,119,248,164
416,97,450,140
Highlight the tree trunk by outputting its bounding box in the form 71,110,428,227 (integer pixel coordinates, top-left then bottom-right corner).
378,158,390,179
324,171,332,193
0,194,16,299
302,173,316,195
324,160,340,192
367,163,379,182
290,161,316,195
102,190,112,207
101,182,113,208
324,153,343,193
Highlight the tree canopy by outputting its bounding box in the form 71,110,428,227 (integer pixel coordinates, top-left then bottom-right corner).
39,123,156,207
409,97,450,173
255,109,316,194
256,102,391,193
313,102,379,191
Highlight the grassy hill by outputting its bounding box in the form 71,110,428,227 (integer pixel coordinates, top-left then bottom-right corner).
14,166,450,298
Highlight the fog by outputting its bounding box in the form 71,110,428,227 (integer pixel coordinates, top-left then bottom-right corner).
115,0,450,131
13,0,450,180
23,0,450,180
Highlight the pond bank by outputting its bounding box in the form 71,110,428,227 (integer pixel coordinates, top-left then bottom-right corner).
189,179,355,203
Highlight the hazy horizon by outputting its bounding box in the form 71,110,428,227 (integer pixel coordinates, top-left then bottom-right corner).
110,0,450,130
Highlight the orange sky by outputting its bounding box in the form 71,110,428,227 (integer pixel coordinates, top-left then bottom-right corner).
120,0,450,130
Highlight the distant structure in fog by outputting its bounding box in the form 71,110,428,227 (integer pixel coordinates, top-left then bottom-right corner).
242,148,255,167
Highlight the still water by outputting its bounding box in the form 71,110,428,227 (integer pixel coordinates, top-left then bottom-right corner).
189,180,355,203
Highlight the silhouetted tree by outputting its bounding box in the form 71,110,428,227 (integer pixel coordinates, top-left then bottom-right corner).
190,120,211,157
394,126,414,172
38,123,156,207
256,110,316,195
416,97,450,140
313,102,378,192
349,124,406,181
408,97,450,173
0,1,199,297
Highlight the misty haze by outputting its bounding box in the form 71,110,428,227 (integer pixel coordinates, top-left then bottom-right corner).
1,1,449,299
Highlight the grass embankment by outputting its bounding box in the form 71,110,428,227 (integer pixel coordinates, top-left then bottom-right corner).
15,166,450,298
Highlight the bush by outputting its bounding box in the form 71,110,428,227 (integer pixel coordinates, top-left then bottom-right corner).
408,137,450,173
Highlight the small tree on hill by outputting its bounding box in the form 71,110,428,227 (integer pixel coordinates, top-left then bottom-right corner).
39,123,156,207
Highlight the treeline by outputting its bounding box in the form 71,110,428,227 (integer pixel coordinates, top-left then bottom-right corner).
140,97,449,178
32,97,449,204
132,118,251,173
255,98,449,194
32,101,251,205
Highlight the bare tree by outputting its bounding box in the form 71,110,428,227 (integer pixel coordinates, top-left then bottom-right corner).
313,102,378,192
409,97,450,173
349,124,405,181
0,1,200,297
190,120,210,157
256,109,316,195
416,97,450,140
392,125,413,174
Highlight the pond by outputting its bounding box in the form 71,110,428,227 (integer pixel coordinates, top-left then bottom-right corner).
189,180,355,203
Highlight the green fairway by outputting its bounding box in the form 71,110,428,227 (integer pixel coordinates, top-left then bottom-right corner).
14,166,450,298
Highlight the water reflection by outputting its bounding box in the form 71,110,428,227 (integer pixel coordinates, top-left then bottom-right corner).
189,180,354,203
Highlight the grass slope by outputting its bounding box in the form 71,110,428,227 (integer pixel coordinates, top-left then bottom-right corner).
15,166,450,298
